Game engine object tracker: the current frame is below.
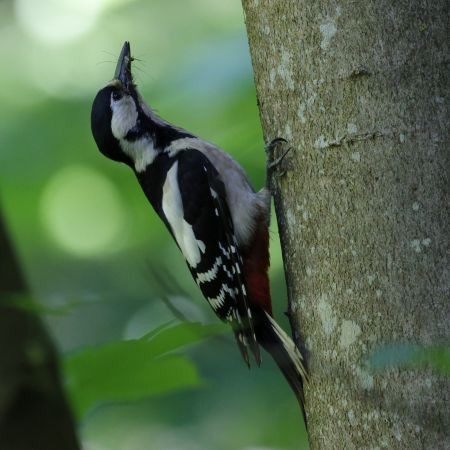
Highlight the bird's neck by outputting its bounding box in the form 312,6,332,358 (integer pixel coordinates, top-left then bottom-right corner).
120,134,158,173
134,151,176,215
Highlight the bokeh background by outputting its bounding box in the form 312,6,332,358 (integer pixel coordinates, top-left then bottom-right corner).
0,0,308,448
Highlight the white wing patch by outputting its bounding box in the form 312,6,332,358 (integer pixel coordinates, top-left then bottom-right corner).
164,137,268,248
196,256,222,284
224,265,234,279
208,284,236,310
197,239,206,254
219,243,230,258
162,161,205,268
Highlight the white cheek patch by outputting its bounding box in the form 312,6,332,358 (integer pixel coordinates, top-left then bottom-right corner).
110,94,157,172
162,161,205,268
110,95,138,139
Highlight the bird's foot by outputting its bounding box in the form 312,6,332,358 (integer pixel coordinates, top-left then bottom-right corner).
266,137,293,179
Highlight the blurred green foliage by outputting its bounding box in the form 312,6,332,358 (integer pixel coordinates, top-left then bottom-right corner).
0,0,308,448
368,344,450,375
64,322,227,418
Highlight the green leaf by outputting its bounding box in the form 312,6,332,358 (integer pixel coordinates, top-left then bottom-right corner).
141,321,227,354
367,344,450,375
62,322,226,419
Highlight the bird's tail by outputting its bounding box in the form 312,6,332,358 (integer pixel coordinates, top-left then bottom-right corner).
252,306,308,425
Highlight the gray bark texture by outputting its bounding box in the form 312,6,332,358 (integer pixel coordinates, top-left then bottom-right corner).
242,1,449,449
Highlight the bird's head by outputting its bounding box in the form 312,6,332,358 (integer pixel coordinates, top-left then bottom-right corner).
92,41,194,172
91,41,146,167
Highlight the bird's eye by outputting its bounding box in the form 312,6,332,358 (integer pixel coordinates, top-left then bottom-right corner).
112,91,123,101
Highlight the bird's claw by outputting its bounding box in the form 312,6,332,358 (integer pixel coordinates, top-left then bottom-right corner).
266,137,293,175
265,137,287,153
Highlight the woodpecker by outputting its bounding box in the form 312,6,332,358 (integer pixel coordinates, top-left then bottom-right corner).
91,41,307,417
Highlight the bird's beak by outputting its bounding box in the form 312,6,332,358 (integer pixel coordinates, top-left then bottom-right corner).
114,41,132,89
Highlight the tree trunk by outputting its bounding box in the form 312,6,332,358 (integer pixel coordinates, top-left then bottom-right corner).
0,210,80,450
242,1,449,448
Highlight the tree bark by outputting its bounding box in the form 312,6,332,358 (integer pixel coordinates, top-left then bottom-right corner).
0,210,80,450
242,1,449,448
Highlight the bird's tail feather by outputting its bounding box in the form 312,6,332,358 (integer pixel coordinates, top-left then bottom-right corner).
253,306,308,425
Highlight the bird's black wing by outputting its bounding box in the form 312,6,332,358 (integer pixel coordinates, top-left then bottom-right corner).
175,149,260,365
